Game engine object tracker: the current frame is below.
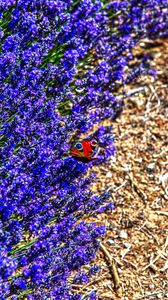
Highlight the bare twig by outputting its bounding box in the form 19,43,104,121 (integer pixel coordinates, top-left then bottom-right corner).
76,272,109,294
100,243,121,291
155,210,168,216
134,291,162,300
113,180,127,192
81,289,97,299
127,173,148,200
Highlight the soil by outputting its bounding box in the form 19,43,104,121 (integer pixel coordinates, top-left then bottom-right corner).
72,39,168,300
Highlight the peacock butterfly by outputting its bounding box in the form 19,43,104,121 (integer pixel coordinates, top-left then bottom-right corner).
70,139,99,163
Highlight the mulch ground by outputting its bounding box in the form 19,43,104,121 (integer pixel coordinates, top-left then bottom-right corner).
72,39,168,300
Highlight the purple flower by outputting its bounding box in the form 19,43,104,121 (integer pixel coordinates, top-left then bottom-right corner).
0,0,167,298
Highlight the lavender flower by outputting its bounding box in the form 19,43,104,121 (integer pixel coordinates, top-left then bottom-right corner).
0,0,167,298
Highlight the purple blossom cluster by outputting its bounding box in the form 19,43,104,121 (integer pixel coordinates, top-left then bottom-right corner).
0,0,167,299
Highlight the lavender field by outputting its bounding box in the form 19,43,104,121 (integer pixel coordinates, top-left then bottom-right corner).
0,1,167,299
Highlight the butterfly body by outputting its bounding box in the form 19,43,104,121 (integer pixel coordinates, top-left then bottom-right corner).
70,139,99,163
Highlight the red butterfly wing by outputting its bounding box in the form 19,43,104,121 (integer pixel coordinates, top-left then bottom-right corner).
70,139,98,162
82,140,93,159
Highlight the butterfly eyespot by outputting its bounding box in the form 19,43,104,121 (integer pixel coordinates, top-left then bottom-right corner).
75,142,83,151
90,140,97,148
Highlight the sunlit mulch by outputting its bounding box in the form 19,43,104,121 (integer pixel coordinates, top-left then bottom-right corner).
72,39,168,300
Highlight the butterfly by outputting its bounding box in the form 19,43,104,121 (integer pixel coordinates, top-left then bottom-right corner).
70,139,99,163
